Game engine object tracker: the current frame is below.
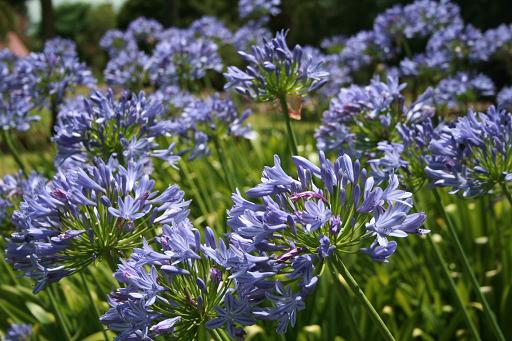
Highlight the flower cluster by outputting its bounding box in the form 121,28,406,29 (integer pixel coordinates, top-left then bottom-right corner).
190,16,233,44
100,209,255,339
3,323,32,341
224,30,329,101
372,0,461,56
53,90,176,167
239,0,281,19
497,86,512,111
127,17,163,50
104,50,149,90
148,35,223,88
425,23,493,67
15,38,96,108
317,0,512,99
0,172,46,233
6,157,190,293
426,106,512,197
232,21,272,52
100,29,138,58
0,50,38,132
150,85,196,116
101,18,226,92
225,153,426,332
316,76,434,159
369,116,435,191
168,94,254,159
434,72,495,109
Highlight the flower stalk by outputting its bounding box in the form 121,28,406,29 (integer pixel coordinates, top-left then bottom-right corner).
433,189,505,341
1,130,27,176
80,272,110,341
427,234,481,341
279,95,298,156
48,286,73,340
332,255,395,341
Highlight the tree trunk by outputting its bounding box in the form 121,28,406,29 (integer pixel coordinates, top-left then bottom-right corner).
40,0,55,41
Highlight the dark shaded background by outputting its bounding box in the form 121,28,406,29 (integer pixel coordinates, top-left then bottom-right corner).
1,0,512,82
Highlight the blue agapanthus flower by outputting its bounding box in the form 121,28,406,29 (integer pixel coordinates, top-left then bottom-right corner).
0,89,37,132
239,0,281,19
3,323,32,341
226,153,427,332
484,24,512,55
337,31,381,72
6,157,190,293
149,34,223,88
190,16,233,44
426,106,512,197
320,35,346,52
0,49,39,132
369,117,435,191
150,85,196,115
372,0,461,55
168,94,254,159
497,86,512,111
316,76,434,158
104,50,149,90
0,171,46,232
101,207,256,339
15,38,96,108
426,23,493,67
434,72,495,109
298,46,351,99
225,30,329,101
53,90,176,167
100,29,138,57
232,20,272,52
127,17,163,49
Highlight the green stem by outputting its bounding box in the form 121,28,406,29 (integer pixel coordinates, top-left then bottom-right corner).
212,137,235,190
278,95,298,156
48,286,73,340
103,251,118,273
427,234,481,340
216,329,231,341
332,256,395,341
433,189,505,341
179,161,212,222
500,182,512,207
328,262,363,341
210,329,226,341
2,129,27,176
80,272,110,341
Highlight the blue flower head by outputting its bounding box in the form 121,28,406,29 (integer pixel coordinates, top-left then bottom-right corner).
104,50,149,91
316,76,434,163
101,212,256,339
6,157,190,293
4,323,32,341
224,30,329,102
167,94,254,159
0,171,46,235
239,0,281,19
149,33,223,89
53,90,177,167
15,38,96,108
427,106,512,197
226,152,427,332
0,50,39,132
498,86,512,111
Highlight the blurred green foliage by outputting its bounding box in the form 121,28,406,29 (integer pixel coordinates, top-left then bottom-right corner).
48,2,115,72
